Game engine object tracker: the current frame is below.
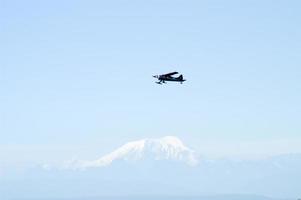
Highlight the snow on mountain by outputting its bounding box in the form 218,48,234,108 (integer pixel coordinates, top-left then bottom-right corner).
63,136,199,170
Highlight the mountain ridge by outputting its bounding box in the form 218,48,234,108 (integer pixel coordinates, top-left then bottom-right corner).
62,136,199,170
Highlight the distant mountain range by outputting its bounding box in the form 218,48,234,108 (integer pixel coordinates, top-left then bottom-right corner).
61,136,199,169
1,136,301,200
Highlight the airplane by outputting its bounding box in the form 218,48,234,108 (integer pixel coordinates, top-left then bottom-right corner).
153,71,186,84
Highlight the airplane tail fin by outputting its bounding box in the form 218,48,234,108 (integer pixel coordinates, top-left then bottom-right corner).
178,75,183,80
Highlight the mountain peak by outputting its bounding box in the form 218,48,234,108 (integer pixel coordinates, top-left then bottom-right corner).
64,136,199,170
149,136,187,148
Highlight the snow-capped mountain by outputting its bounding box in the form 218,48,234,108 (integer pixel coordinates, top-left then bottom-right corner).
64,136,199,169
6,139,301,199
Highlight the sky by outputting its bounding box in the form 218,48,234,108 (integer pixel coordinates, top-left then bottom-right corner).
1,0,301,167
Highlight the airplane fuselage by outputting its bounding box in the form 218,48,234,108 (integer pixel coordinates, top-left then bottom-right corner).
157,75,186,84
153,72,186,84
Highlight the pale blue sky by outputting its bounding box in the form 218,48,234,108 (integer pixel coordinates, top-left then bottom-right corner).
1,0,301,164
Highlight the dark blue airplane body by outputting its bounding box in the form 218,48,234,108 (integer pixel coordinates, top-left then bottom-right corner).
153,72,186,84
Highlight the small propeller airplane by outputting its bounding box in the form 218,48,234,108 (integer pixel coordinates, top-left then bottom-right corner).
153,71,186,84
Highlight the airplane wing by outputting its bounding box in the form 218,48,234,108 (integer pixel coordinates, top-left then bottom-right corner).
162,71,179,77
